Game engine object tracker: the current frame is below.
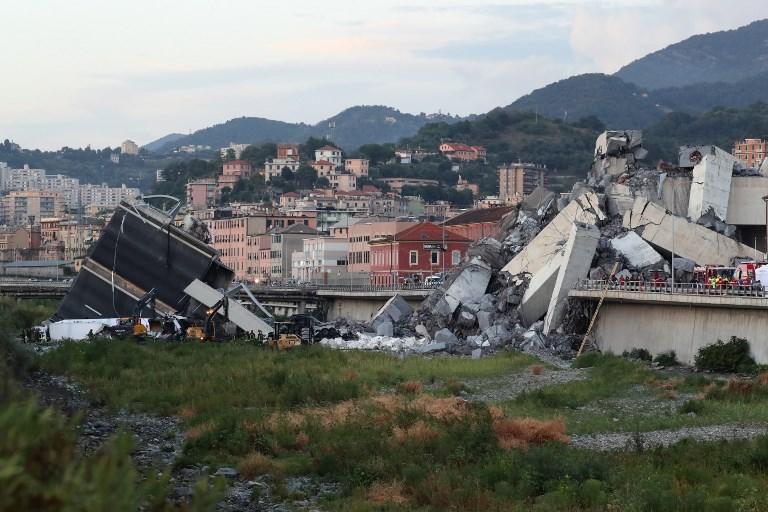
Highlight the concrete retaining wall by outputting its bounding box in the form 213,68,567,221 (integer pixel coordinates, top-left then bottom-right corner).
594,302,768,364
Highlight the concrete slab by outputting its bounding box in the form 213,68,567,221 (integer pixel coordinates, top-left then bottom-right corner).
610,231,663,269
184,279,273,334
371,293,414,329
502,191,605,277
543,224,600,334
687,145,735,221
624,198,753,265
443,257,492,313
519,251,563,326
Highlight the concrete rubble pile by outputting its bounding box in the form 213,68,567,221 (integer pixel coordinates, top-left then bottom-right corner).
344,129,761,358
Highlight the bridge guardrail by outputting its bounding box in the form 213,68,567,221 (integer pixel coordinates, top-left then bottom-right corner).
576,279,768,298
248,283,437,293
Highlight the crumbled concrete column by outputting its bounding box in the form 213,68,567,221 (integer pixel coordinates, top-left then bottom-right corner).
687,145,735,221
502,191,605,277
443,257,492,314
543,224,600,335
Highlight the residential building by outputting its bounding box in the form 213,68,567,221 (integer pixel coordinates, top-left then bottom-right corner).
498,163,548,203
79,183,140,210
311,160,335,177
120,139,139,155
328,172,356,192
733,138,768,168
395,149,413,164
279,192,299,209
277,143,300,161
218,160,253,193
475,196,504,209
0,225,42,261
0,164,46,192
455,175,479,196
1,190,65,226
110,153,120,164
368,222,471,285
186,178,219,208
442,206,516,241
156,169,165,182
314,145,342,166
347,218,414,274
380,177,439,192
270,223,319,280
439,142,486,161
291,237,349,282
344,158,369,177
265,158,301,182
220,143,250,159
208,215,263,280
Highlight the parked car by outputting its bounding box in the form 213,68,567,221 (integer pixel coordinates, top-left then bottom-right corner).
425,273,445,287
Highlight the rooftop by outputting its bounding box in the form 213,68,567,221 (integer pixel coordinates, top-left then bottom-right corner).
442,206,516,226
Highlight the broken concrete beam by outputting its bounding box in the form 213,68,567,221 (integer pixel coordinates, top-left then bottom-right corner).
434,328,459,345
376,321,394,337
604,183,635,217
543,224,600,334
687,145,735,221
371,294,414,329
443,257,492,314
610,232,663,269
519,249,563,326
184,279,273,335
502,191,605,277
624,198,753,265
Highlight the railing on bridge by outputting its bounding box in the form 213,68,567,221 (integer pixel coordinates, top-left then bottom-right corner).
248,283,437,293
576,279,768,298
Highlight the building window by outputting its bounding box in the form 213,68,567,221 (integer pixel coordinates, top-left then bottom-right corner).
452,250,461,265
431,251,439,264
409,250,418,265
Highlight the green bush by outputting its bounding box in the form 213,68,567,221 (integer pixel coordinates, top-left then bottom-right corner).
680,399,705,415
653,351,679,367
573,351,604,368
695,337,756,373
622,348,652,362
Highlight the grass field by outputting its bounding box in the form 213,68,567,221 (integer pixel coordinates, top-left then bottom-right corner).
35,339,768,510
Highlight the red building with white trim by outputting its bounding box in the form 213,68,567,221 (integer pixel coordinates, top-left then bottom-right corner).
368,222,471,285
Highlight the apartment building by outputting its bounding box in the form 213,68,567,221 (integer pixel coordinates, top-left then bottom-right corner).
368,222,471,285
277,143,300,161
344,158,369,177
270,224,319,279
1,190,65,226
218,160,252,193
498,163,547,203
265,158,301,181
186,179,218,208
291,237,349,282
314,145,342,166
120,139,139,155
347,218,415,274
733,138,768,168
79,183,140,210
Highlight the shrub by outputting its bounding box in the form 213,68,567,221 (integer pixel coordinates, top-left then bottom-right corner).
398,380,423,395
695,337,756,373
680,399,705,415
491,417,570,451
654,351,679,367
531,364,544,376
623,348,652,362
573,352,603,368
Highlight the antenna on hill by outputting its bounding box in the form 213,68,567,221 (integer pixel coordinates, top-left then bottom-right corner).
327,121,336,141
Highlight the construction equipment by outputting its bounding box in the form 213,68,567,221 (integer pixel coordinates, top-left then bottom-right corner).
106,288,158,338
266,323,302,350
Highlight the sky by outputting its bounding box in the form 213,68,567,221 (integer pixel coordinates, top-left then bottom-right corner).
2,0,767,150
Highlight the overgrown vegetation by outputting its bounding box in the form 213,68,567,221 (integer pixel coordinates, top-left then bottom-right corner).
695,337,757,374
0,299,221,510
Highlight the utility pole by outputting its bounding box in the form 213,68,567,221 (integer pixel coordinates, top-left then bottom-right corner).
763,195,768,261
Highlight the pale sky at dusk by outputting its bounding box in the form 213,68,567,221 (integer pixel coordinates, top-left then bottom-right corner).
2,0,767,150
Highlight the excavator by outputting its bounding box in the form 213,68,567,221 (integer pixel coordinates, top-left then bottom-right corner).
106,288,159,338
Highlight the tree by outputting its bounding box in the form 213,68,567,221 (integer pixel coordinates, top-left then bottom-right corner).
240,143,276,166
316,177,330,188
281,167,295,181
225,148,236,161
358,144,394,165
295,165,317,189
